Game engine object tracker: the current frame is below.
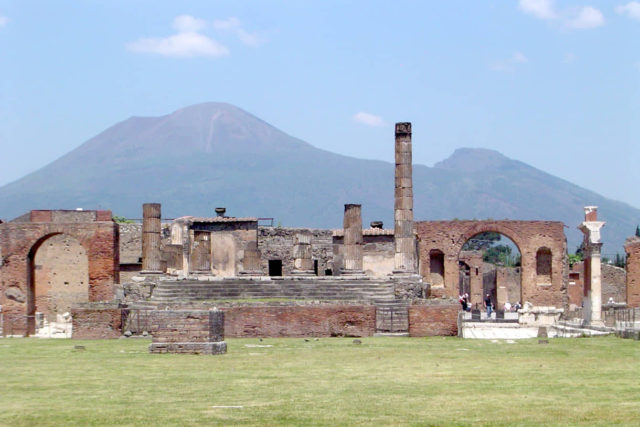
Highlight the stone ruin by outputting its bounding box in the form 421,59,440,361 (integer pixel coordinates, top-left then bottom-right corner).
1,121,638,342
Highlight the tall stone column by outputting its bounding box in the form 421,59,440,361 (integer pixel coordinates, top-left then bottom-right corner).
291,232,314,275
142,203,162,274
394,122,416,274
579,206,605,327
341,204,363,274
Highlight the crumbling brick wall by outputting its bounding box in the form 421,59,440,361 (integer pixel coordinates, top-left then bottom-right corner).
258,227,333,275
408,302,459,336
71,305,122,339
416,220,567,307
569,261,626,306
222,304,376,337
625,238,640,307
0,210,119,336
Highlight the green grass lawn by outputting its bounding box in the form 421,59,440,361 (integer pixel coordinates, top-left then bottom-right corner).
1,336,639,426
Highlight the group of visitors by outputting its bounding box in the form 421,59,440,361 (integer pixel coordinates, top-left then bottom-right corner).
460,293,522,316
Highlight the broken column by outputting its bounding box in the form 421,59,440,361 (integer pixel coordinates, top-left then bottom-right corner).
341,204,363,274
579,206,605,326
291,231,314,275
142,203,162,274
394,122,416,274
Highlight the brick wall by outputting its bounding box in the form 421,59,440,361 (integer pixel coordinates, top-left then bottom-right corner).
625,239,640,307
408,302,459,337
223,305,376,338
71,305,121,339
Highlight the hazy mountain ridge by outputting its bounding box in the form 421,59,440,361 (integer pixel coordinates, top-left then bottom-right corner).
0,102,638,253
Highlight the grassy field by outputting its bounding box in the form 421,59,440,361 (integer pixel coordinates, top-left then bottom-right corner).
0,336,639,426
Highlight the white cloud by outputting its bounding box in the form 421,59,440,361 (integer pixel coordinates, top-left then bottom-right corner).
519,0,556,20
616,2,640,21
518,1,604,30
127,32,228,57
353,112,385,127
566,6,605,29
0,15,8,28
213,17,263,47
173,15,207,33
127,15,228,57
563,53,577,63
490,51,529,72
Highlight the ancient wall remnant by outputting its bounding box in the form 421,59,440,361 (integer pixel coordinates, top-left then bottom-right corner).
408,302,459,336
333,228,395,277
222,305,376,338
0,210,119,336
258,227,333,276
625,237,640,307
569,261,626,307
416,220,566,307
71,304,122,339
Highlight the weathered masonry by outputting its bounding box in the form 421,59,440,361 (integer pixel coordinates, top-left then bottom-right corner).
416,220,567,307
0,210,119,336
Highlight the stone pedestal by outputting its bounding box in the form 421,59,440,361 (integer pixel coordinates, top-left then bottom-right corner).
142,203,163,274
393,122,416,274
149,309,227,355
341,204,364,275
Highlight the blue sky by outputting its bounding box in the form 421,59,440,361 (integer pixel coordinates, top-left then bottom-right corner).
1,1,639,208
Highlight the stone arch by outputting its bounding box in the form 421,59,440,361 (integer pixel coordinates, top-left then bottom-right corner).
0,210,118,336
27,233,90,335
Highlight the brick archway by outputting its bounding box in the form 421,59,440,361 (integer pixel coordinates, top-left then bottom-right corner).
416,220,567,307
0,210,119,336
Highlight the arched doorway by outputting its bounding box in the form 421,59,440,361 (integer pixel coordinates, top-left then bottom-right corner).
27,233,89,336
458,232,522,311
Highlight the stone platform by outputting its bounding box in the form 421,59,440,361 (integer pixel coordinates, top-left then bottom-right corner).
149,342,227,354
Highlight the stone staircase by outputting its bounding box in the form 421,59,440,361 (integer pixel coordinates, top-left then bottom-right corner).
374,300,409,335
150,277,395,304
550,320,613,338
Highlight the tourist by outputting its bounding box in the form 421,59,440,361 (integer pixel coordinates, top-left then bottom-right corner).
484,293,493,317
504,301,511,312
459,294,466,311
464,293,471,311
514,301,522,311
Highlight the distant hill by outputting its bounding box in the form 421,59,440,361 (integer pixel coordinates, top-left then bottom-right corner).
0,102,638,253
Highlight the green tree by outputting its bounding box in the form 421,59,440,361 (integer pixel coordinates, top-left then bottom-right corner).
112,215,135,224
636,225,640,237
462,232,501,251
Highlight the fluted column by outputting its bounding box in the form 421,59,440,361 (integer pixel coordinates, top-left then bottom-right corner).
394,122,416,274
341,204,363,274
142,203,162,273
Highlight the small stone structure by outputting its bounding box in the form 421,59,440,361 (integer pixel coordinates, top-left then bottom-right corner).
148,309,227,355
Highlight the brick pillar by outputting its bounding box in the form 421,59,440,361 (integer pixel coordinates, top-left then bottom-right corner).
341,204,363,274
142,203,162,273
625,240,640,307
292,232,314,275
394,122,416,274
579,206,605,326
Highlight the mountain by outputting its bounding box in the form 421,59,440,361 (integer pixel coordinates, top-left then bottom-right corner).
0,102,638,253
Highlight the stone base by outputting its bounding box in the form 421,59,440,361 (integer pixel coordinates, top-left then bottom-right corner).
290,270,315,276
238,270,264,276
340,269,365,275
149,341,227,355
140,270,164,275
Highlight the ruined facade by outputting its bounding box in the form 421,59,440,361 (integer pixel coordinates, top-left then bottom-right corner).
625,237,640,307
3,120,618,340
